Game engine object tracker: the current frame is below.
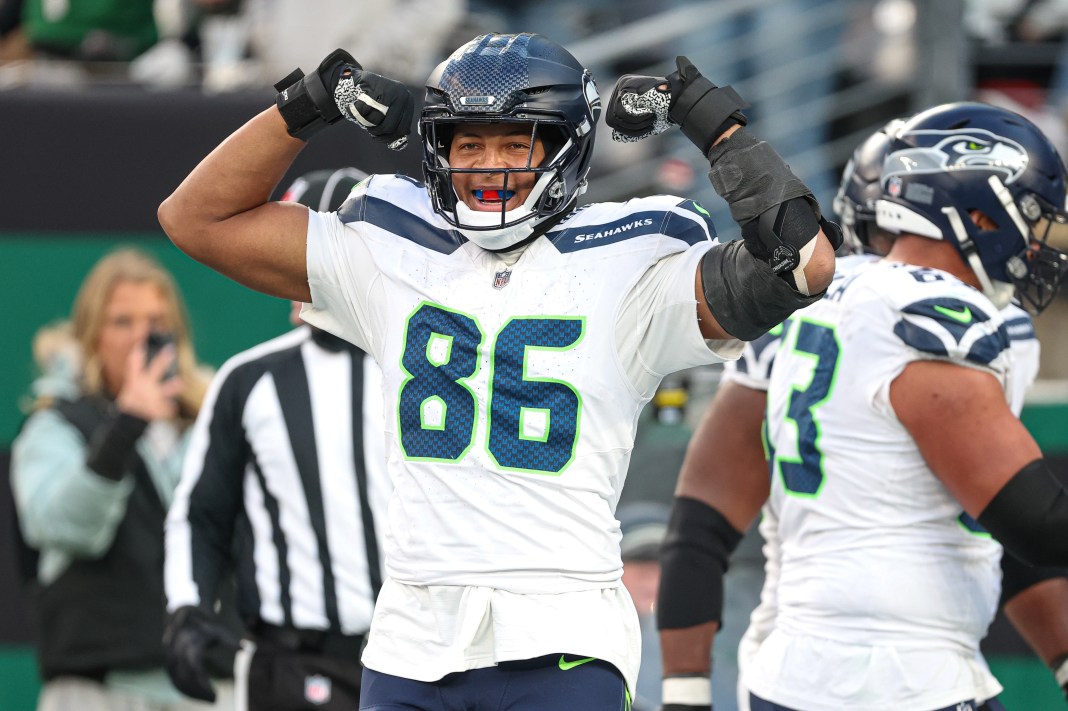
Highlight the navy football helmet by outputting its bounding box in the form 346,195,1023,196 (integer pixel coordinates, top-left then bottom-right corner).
876,102,1068,312
832,119,905,254
420,33,601,250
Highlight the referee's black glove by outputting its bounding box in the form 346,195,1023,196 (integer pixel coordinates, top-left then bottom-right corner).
163,605,241,702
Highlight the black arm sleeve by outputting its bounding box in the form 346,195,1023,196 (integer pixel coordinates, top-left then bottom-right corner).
978,458,1068,567
999,549,1068,607
657,496,744,629
700,239,822,340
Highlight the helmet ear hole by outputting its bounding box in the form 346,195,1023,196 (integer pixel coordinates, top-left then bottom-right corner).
968,209,998,232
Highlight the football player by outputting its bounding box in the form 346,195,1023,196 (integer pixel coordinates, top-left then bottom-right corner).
656,103,1068,711
158,33,838,710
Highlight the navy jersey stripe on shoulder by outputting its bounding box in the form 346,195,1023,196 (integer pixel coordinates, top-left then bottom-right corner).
894,297,1010,366
550,210,689,253
338,194,465,255
662,207,716,247
1004,315,1036,341
551,204,717,255
672,199,718,241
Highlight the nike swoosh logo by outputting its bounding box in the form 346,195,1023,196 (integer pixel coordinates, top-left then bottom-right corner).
934,304,973,323
558,655,596,671
691,202,711,218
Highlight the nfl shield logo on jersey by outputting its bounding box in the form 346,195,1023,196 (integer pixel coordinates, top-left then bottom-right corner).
493,269,512,289
304,674,331,705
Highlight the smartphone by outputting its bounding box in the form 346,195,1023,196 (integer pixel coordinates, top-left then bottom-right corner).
145,331,178,381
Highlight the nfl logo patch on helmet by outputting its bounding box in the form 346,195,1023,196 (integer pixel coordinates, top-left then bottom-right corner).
304,674,332,705
493,269,512,289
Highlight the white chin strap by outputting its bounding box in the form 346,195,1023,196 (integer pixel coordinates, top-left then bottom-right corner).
448,136,585,251
455,201,537,251
454,168,566,251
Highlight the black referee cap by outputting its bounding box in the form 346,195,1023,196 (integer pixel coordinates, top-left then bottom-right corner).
280,167,370,212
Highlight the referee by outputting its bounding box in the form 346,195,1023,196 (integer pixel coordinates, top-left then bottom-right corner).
163,168,389,710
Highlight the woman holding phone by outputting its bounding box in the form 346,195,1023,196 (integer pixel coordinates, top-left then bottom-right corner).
11,247,226,711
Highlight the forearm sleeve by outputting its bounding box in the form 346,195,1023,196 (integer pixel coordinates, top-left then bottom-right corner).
706,129,814,226
658,497,745,629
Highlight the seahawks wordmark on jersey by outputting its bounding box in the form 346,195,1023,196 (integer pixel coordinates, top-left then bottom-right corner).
301,174,741,691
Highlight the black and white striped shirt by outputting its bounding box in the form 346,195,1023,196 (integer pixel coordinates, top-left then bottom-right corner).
165,326,388,636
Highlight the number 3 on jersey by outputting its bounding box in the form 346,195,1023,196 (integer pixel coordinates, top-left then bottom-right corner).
398,302,584,474
772,318,840,497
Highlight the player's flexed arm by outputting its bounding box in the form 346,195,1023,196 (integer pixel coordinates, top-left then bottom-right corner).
605,57,840,342
158,50,413,301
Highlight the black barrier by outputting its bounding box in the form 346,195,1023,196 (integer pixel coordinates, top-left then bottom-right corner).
0,86,424,233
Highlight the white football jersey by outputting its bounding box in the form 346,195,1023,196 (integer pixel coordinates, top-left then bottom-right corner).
302,175,740,690
725,258,1039,711
740,259,1038,711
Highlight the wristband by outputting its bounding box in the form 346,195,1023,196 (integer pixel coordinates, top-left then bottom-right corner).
1054,655,1068,688
662,675,712,706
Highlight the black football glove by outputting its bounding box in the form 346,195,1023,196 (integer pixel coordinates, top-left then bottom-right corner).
607,56,748,154
274,48,414,149
606,74,673,143
163,605,242,703
661,705,712,711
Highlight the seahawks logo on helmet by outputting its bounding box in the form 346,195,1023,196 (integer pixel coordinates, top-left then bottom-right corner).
884,129,1029,186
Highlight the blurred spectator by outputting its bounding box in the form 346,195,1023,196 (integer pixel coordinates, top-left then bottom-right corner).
186,0,467,92
21,0,159,61
964,0,1068,45
0,0,28,61
10,248,230,711
163,168,390,710
964,0,1068,159
618,501,671,711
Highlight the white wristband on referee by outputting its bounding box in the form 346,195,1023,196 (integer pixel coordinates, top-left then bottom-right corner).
1054,656,1068,687
662,676,712,706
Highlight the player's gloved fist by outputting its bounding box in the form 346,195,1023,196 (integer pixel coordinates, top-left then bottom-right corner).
660,704,712,711
664,56,749,155
163,605,241,702
274,49,414,150
606,74,673,143
332,60,414,150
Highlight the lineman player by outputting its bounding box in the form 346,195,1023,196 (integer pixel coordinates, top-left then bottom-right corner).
158,32,838,709
656,104,1068,711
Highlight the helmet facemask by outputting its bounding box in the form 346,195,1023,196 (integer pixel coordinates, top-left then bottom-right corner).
1005,190,1068,313
422,117,584,250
